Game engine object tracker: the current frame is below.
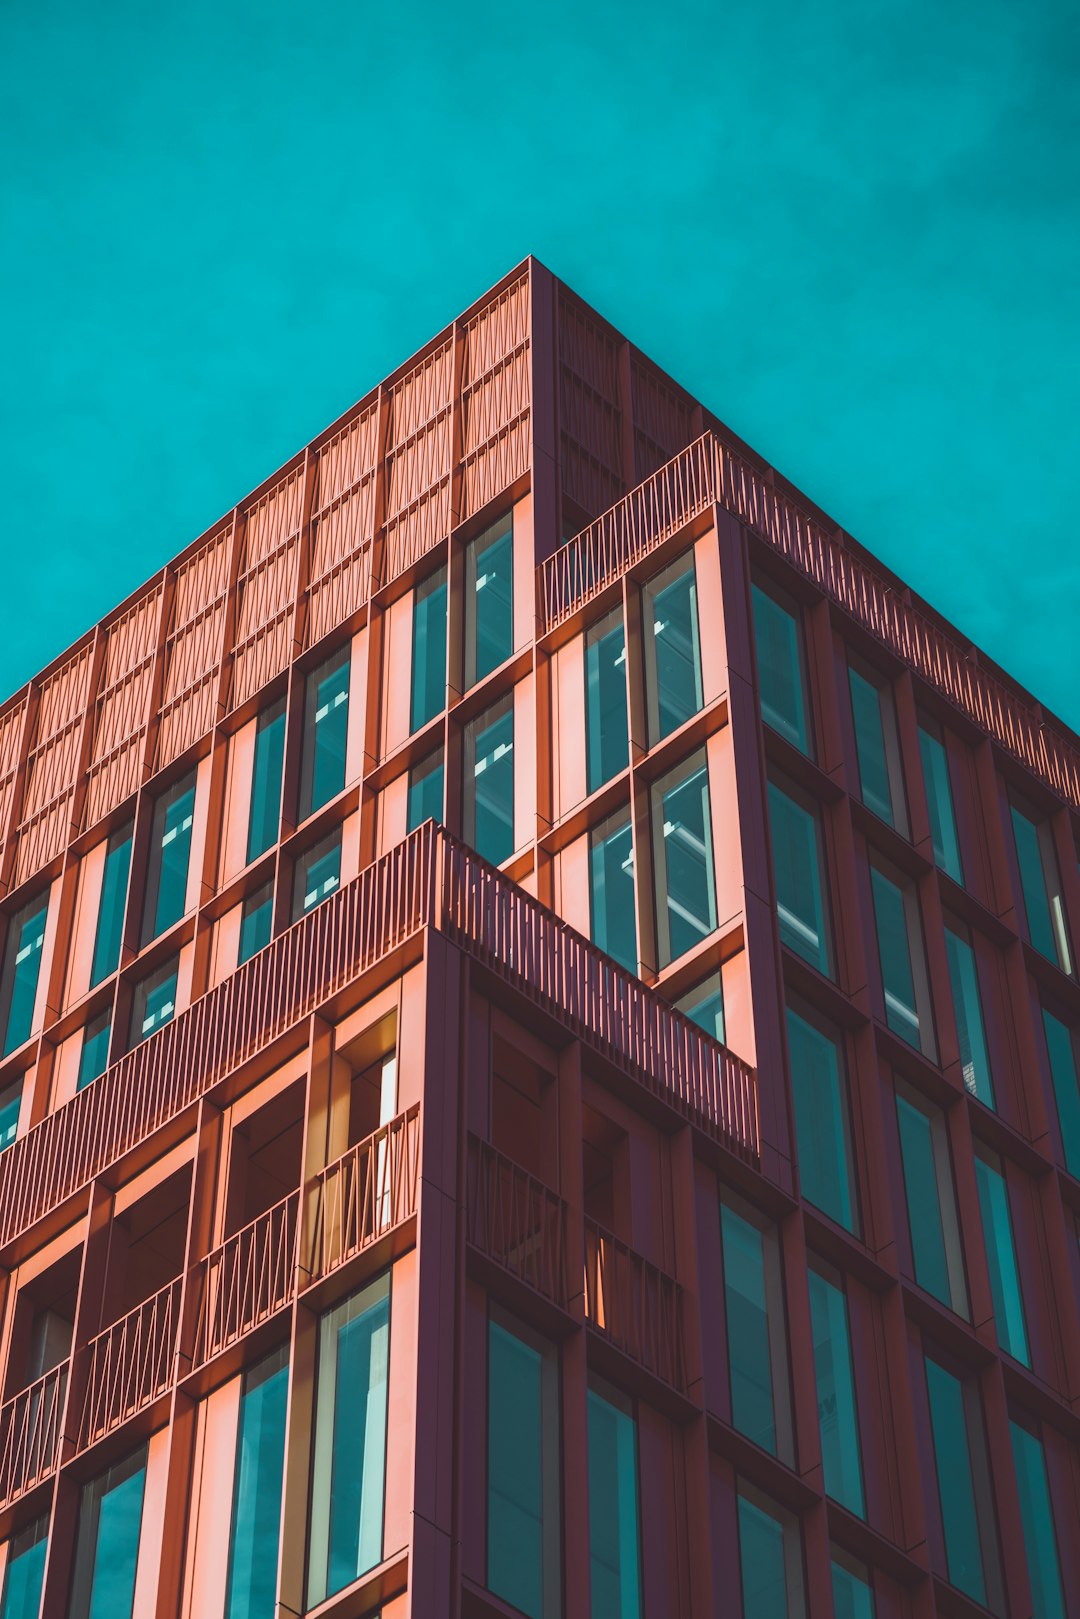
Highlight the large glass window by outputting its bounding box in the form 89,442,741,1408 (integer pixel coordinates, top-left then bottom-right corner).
808,1262,864,1516
225,1347,289,1619
1009,1417,1066,1619
587,1382,641,1619
307,1275,389,1607
896,1087,968,1316
466,517,514,687
923,1355,1003,1611
238,883,274,966
69,1446,147,1619
720,1199,792,1461
870,865,932,1054
90,823,132,985
0,1080,19,1153
589,812,637,975
1011,800,1072,973
737,1484,805,1619
585,609,629,794
247,699,286,865
785,1009,858,1233
652,753,717,968
974,1145,1029,1365
465,697,514,867
643,553,702,744
768,779,830,974
831,1550,875,1619
78,1009,112,1090
918,720,963,884
943,922,994,1106
129,957,178,1047
143,772,196,943
407,751,444,833
293,830,342,921
300,645,350,820
1042,1008,1080,1176
848,663,905,831
751,581,811,755
0,894,49,1057
487,1313,560,1619
411,567,448,732
0,1516,47,1619
675,971,725,1043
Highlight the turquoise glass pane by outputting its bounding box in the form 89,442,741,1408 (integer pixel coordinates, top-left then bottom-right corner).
737,1493,792,1619
831,1559,875,1619
918,726,963,883
768,782,829,974
659,763,717,964
586,615,629,793
590,818,636,974
808,1269,864,1516
648,561,702,741
786,1009,856,1232
1011,806,1059,964
587,1389,641,1619
2,899,48,1056
407,755,443,832
1009,1420,1066,1619
849,668,895,826
411,569,448,731
896,1096,953,1306
752,583,810,754
325,1293,389,1596
151,780,195,939
470,521,514,683
296,838,341,917
870,867,921,1048
488,1320,546,1619
1043,1009,1080,1176
678,975,725,1043
247,702,286,864
133,964,177,1044
0,1084,20,1151
944,927,994,1106
469,705,514,866
91,826,132,985
78,1011,111,1090
721,1205,777,1454
238,887,273,965
85,1452,147,1619
305,650,350,817
924,1358,986,1606
974,1154,1029,1365
0,1520,46,1619
225,1351,289,1619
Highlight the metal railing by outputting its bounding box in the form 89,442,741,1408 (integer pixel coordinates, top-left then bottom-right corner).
77,1277,181,1450
305,1106,420,1285
583,1219,686,1394
190,1190,300,1370
466,1137,569,1309
0,1361,67,1509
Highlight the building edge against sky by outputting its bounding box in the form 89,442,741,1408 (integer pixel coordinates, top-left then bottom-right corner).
0,257,1076,1618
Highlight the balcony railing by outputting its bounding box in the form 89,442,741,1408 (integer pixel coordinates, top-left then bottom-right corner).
77,1277,181,1451
0,1361,67,1509
466,1137,569,1310
583,1219,686,1395
305,1106,420,1286
190,1189,300,1371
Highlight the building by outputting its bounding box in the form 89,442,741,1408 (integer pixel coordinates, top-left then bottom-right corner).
0,257,1076,1619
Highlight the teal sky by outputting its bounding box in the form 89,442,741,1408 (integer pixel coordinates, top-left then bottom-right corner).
3,1,1078,726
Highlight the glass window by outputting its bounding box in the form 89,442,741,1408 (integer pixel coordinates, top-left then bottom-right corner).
90,823,132,986
307,1275,389,1607
923,1355,1002,1611
768,779,830,974
751,581,811,755
487,1313,560,1619
0,894,49,1057
0,1516,47,1619
78,1009,112,1090
300,645,350,820
807,1262,864,1516
918,720,963,883
643,553,702,744
848,664,905,830
585,608,629,794
466,517,514,687
464,697,514,867
0,1080,21,1153
720,1199,792,1462
943,923,994,1106
69,1446,147,1619
1011,801,1072,973
895,1087,968,1316
129,957,178,1047
737,1484,805,1619
247,699,286,865
411,567,448,732
238,883,274,966
831,1550,875,1619
1009,1417,1066,1619
587,1382,641,1619
974,1145,1029,1365
870,865,931,1054
407,751,444,833
653,753,717,968
590,812,637,975
143,772,196,943
293,831,342,920
785,1008,858,1233
1042,1008,1080,1176
675,971,725,1043
225,1347,289,1619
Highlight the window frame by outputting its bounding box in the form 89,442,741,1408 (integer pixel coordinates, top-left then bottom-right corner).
641,550,703,746
410,565,448,733
299,642,351,823
922,1348,1004,1612
406,748,444,833
719,1192,795,1464
1009,792,1073,975
650,748,718,970
486,1304,561,1619
917,713,963,884
869,859,936,1058
750,574,813,756
767,771,833,977
292,828,343,921
584,605,630,796
589,807,638,976
464,514,514,690
895,1080,969,1317
128,955,180,1048
246,697,287,866
141,770,197,946
463,693,515,867
847,656,907,834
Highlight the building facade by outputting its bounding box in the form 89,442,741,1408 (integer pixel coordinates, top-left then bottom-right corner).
0,258,1077,1619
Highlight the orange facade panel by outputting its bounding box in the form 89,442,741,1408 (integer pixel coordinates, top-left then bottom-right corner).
156,526,232,769
383,339,453,581
84,586,164,829
460,273,531,519
630,354,695,482
231,465,304,708
307,401,379,645
558,290,624,518
11,643,94,885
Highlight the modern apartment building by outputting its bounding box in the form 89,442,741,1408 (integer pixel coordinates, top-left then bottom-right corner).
0,258,1077,1619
